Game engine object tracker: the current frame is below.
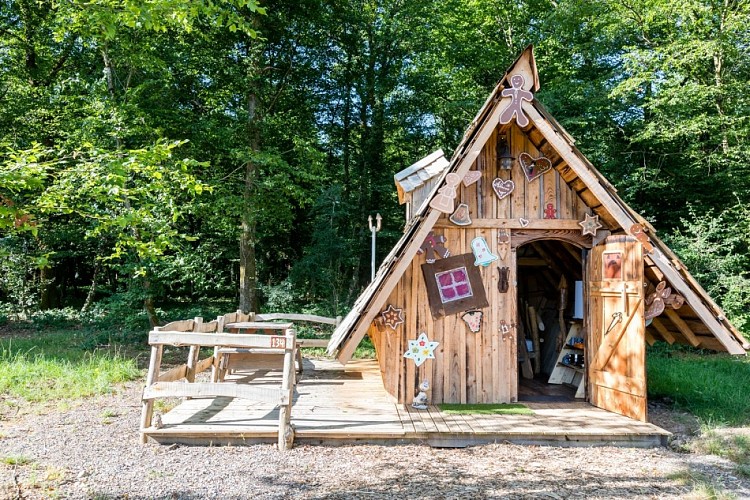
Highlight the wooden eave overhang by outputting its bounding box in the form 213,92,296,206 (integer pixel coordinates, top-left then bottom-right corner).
327,46,747,362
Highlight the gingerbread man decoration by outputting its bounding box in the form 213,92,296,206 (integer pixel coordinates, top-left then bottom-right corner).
499,74,533,127
544,203,557,219
417,231,450,263
429,173,461,214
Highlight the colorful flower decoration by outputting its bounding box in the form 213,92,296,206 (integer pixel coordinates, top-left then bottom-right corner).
403,332,439,367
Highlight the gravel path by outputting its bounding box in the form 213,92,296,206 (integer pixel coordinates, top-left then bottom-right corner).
1,382,749,499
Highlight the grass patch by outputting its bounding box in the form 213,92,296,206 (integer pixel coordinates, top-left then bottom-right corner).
647,345,750,426
439,403,533,415
668,470,736,499
689,428,750,477
154,398,180,414
0,331,142,402
2,455,33,466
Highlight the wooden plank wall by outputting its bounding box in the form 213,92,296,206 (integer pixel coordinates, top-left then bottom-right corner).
375,122,591,404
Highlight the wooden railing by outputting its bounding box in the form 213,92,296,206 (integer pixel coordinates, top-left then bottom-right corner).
139,311,341,450
255,313,342,348
140,322,296,449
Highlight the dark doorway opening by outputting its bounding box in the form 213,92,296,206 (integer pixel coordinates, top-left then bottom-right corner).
515,239,584,403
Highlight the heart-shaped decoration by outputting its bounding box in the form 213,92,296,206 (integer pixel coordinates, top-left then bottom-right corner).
462,170,482,187
449,203,472,226
519,217,530,227
519,152,552,182
492,178,515,200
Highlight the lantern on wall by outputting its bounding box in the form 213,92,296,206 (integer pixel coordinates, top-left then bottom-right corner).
496,133,514,171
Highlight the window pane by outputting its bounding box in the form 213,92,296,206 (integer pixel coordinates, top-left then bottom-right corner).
435,266,473,303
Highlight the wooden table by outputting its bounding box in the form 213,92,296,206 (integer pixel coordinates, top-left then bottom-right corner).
218,322,300,379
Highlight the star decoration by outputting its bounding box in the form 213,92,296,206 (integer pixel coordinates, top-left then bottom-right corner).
403,332,439,367
579,213,602,236
381,304,404,330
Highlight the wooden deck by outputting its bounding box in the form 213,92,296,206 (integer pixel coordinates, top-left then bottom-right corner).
144,359,670,448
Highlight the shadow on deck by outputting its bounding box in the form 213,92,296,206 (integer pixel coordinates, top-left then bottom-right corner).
144,358,670,448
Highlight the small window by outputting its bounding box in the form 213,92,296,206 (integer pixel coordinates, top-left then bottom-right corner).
435,267,473,303
422,253,488,318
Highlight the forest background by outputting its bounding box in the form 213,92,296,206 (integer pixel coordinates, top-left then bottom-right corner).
1,0,749,336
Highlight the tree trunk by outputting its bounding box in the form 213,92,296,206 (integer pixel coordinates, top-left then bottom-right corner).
39,265,55,310
143,277,159,328
239,191,257,313
239,67,260,314
81,264,99,313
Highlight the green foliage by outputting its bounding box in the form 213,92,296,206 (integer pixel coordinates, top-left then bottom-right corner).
647,344,750,426
663,203,750,332
0,238,50,316
0,0,748,328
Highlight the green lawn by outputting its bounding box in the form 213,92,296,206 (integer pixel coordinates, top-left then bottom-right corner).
647,344,750,426
0,331,142,402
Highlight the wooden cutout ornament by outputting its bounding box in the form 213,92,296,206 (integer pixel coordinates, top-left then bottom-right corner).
544,187,557,219
579,213,602,236
429,173,461,214
462,171,482,187
630,223,655,253
492,178,515,200
500,320,511,340
471,236,498,267
544,203,557,219
461,310,483,333
449,203,472,226
645,281,685,321
498,266,510,293
519,152,552,182
497,229,509,261
499,74,534,127
380,304,404,330
422,253,489,318
417,231,450,263
403,332,439,367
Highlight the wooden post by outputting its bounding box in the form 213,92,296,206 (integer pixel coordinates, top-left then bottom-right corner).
140,344,163,444
211,315,225,382
186,317,203,383
278,327,296,450
528,306,541,374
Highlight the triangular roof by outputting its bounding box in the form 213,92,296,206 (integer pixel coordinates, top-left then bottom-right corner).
327,45,749,361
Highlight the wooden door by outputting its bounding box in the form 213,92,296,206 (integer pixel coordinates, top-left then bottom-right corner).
587,235,647,421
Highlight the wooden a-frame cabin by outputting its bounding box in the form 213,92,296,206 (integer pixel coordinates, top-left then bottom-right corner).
327,46,749,422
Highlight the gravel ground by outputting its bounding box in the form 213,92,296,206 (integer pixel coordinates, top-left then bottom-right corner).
1,382,749,499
